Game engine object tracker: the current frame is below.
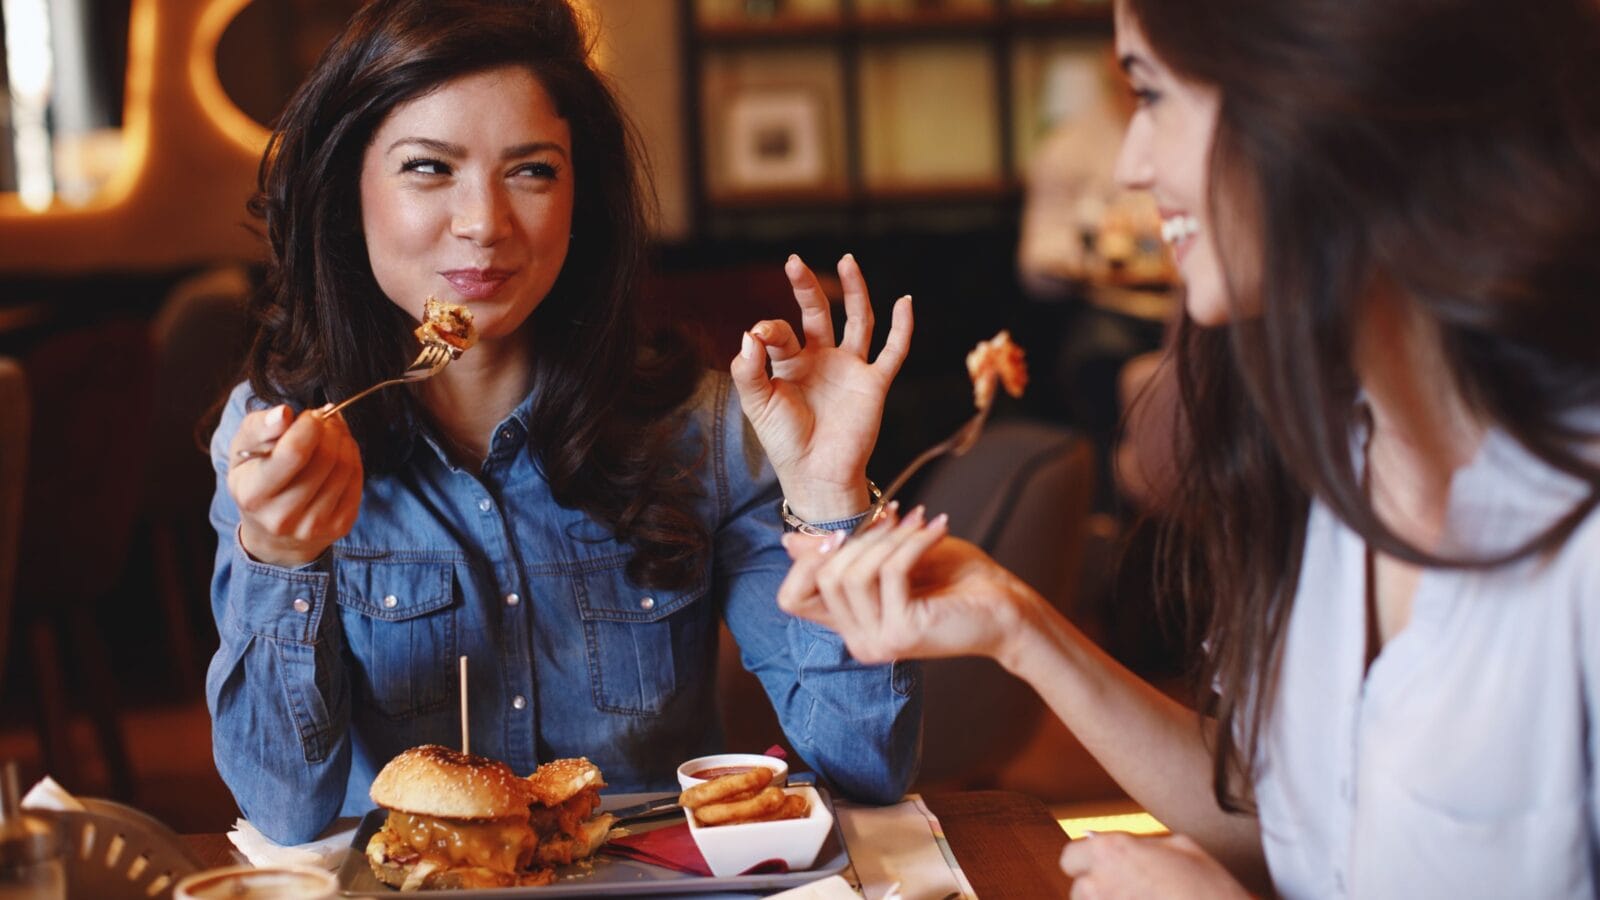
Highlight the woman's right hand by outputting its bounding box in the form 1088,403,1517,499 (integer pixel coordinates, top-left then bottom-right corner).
226,404,364,568
776,509,1045,668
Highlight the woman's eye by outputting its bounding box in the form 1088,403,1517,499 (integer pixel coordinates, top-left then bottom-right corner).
513,161,562,180
1130,86,1162,108
400,157,451,176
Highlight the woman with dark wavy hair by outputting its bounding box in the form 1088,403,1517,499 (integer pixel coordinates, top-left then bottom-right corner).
207,0,919,845
777,0,1600,895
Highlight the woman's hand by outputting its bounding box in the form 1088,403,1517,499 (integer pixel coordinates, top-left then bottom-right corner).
1060,833,1253,900
730,253,912,523
227,404,364,568
776,508,1042,666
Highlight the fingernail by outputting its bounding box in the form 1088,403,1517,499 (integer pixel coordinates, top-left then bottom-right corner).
320,402,336,413
276,404,292,424
841,252,855,264
741,331,757,360
1082,830,1098,839
908,504,926,523
821,530,848,553
787,253,799,264
931,512,949,529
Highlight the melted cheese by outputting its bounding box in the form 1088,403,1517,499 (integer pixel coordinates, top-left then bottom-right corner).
386,812,536,872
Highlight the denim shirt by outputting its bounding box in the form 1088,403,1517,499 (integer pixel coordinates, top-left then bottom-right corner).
206,373,921,844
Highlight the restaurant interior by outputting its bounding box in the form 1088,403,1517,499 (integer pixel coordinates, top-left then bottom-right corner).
0,0,1180,846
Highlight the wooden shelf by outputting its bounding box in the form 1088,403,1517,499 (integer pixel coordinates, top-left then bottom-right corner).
681,0,1111,239
708,186,856,208
697,15,846,44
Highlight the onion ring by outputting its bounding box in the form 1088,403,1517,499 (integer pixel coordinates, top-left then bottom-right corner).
679,767,773,809
692,786,786,826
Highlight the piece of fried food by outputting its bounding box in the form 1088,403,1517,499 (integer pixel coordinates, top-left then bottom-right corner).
747,793,811,823
692,786,787,826
964,330,1028,410
679,767,773,809
414,296,478,355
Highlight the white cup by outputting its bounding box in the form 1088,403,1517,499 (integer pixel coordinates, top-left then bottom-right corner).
173,864,338,900
676,753,789,790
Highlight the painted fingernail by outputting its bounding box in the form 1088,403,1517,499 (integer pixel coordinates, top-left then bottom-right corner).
741,331,757,360
931,512,950,529
276,404,293,424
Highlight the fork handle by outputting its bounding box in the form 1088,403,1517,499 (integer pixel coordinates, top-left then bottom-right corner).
850,442,948,535
317,376,409,419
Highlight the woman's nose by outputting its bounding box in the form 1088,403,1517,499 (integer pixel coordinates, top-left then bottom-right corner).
451,183,512,246
1113,119,1155,191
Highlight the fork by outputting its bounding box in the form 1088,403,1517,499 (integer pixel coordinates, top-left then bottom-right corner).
233,341,455,463
851,400,993,536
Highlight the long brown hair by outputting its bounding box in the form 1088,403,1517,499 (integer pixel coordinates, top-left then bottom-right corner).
1128,0,1600,812
244,0,708,589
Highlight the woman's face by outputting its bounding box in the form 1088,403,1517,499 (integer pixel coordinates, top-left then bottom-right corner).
360,65,575,342
1112,4,1232,325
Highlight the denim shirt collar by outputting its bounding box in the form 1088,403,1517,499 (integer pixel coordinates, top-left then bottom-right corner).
396,389,540,475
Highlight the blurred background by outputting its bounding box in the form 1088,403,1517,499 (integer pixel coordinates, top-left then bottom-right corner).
0,0,1184,833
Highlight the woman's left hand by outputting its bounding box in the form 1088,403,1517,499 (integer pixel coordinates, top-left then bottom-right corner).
1060,833,1253,900
731,253,912,523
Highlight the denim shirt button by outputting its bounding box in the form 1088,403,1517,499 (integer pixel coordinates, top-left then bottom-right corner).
499,428,514,443
477,497,493,512
511,695,527,710
292,598,310,613
383,594,398,609
638,596,655,611
505,593,520,606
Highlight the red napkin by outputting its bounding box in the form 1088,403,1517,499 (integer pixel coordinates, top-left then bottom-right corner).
600,822,789,877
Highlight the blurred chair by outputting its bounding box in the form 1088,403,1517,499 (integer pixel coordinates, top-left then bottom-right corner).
16,320,156,799
716,419,1095,789
145,266,252,692
0,358,29,695
904,419,1094,787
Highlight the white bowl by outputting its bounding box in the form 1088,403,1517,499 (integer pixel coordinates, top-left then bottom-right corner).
685,785,833,878
675,753,789,790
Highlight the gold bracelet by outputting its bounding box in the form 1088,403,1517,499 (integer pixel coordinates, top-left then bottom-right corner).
781,479,883,537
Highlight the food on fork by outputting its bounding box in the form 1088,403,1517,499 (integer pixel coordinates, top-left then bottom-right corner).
678,768,810,827
414,297,478,356
964,330,1028,410
364,746,614,890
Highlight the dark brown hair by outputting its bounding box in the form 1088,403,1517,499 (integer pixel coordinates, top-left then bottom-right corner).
1126,0,1600,811
244,0,708,588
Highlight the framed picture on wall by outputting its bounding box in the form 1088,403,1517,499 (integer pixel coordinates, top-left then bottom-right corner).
723,89,827,190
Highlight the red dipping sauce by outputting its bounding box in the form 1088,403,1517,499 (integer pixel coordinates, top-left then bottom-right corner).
690,765,762,779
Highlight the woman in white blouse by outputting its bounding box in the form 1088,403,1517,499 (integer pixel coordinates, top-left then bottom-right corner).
755,0,1600,896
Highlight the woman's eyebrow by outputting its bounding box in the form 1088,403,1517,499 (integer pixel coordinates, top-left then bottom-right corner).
387,136,463,156
502,141,569,161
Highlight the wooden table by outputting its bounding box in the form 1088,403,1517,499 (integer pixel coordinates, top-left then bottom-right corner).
184,791,1072,896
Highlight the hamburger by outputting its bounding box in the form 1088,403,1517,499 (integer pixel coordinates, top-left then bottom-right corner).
365,746,614,890
523,757,616,867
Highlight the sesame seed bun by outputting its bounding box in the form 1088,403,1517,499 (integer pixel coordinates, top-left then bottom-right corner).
369,745,532,821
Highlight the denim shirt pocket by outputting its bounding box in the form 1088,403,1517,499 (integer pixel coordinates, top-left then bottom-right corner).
334,550,460,721
571,554,710,717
